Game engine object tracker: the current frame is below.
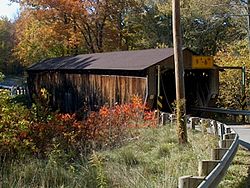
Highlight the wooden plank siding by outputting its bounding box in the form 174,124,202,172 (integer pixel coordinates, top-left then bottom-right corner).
27,48,221,113
28,72,147,113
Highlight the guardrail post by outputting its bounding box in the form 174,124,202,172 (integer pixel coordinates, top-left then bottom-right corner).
219,123,225,139
200,119,207,133
179,117,239,188
160,112,171,125
186,117,191,129
198,160,220,176
170,114,176,126
178,176,204,188
211,148,228,160
223,133,236,140
212,120,218,135
189,117,198,129
209,119,215,134
219,139,234,149
226,127,231,134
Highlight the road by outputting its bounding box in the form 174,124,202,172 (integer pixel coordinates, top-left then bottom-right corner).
229,125,250,150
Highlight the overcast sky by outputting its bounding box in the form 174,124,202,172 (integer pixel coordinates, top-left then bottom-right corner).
0,0,20,20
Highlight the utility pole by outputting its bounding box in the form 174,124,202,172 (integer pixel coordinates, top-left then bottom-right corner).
242,65,246,122
247,0,250,55
172,0,187,144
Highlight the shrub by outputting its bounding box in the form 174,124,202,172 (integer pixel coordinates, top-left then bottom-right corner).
0,90,35,158
0,92,156,159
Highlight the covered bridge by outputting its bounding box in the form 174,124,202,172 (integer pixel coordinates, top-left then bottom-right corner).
27,48,219,113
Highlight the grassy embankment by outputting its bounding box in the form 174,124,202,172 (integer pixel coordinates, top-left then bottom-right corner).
1,125,218,188
219,147,250,188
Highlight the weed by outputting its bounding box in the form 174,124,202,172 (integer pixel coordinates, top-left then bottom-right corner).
158,144,171,158
119,149,140,167
89,151,108,188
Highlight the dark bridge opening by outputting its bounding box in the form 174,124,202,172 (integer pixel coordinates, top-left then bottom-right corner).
160,69,216,113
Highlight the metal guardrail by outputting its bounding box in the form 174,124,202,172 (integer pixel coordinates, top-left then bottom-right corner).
191,106,250,116
14,87,28,96
160,113,239,188
0,85,28,96
198,129,238,188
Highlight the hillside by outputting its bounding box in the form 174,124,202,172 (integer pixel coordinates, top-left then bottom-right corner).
1,125,218,188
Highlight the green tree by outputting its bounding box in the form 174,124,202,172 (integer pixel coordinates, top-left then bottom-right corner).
155,0,248,55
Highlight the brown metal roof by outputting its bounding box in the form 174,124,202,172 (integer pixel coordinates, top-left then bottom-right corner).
27,48,180,71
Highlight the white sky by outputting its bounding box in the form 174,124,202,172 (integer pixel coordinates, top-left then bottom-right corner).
0,0,20,20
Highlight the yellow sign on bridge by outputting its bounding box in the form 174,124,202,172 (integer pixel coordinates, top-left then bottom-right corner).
192,56,214,69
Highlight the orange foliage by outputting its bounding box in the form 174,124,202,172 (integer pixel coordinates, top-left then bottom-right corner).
14,0,141,65
0,95,155,158
33,96,156,155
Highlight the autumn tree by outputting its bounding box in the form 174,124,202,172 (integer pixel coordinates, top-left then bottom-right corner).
0,17,15,73
12,0,147,66
14,0,141,53
11,0,250,67
17,0,173,51
14,10,84,66
215,40,250,109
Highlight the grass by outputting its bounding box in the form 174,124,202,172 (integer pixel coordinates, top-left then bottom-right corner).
100,126,218,187
218,147,250,188
0,125,219,188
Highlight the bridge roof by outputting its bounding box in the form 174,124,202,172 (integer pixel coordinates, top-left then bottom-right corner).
27,48,193,72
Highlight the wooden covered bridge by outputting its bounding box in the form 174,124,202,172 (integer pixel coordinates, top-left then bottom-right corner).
27,48,219,113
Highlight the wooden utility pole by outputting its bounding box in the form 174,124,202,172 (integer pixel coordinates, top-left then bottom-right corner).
172,0,188,144
248,0,250,55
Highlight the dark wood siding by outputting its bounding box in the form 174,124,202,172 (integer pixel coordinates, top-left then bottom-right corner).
28,72,147,112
